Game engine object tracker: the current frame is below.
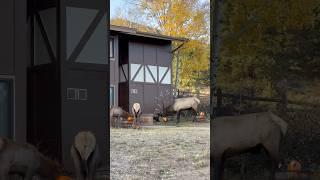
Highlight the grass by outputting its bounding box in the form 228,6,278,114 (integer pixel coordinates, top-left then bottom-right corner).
110,122,210,180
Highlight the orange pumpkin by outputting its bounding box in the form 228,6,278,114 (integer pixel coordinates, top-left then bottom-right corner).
56,176,72,180
128,116,134,122
288,160,302,172
200,112,205,117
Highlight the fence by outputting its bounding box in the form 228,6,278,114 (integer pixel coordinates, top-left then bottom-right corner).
213,88,319,116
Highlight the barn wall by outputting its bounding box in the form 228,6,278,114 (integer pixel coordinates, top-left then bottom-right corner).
118,36,129,111
0,0,14,75
0,0,28,143
128,40,173,114
60,0,109,172
27,65,61,159
61,69,108,170
110,35,119,106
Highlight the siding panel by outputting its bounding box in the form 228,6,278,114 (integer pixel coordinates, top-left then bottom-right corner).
0,0,14,74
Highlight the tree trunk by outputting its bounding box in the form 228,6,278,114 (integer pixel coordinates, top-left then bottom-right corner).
211,1,223,178
174,52,180,97
210,0,223,120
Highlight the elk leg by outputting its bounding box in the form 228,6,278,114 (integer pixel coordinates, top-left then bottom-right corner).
213,155,223,180
71,145,85,180
263,142,280,180
88,145,100,180
117,115,121,128
112,117,115,128
240,154,248,180
138,116,141,128
132,117,136,129
192,108,197,122
176,111,181,124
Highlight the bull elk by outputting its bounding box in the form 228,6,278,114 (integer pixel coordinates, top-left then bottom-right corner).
0,137,65,180
70,131,100,180
158,96,200,124
110,106,131,128
212,111,288,180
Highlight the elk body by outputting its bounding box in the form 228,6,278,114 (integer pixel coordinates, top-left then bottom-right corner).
110,106,130,128
160,96,200,124
132,103,142,128
0,137,64,180
212,112,288,180
70,131,100,180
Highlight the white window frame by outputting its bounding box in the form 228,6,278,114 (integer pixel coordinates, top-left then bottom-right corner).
158,66,171,85
109,37,115,61
110,85,116,107
145,65,157,83
130,63,144,82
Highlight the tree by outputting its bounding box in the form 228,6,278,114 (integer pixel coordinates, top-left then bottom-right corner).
218,0,320,97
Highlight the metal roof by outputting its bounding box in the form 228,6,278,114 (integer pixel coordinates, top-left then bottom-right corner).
110,25,189,42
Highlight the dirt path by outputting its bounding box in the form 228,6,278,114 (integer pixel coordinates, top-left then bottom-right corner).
110,123,210,180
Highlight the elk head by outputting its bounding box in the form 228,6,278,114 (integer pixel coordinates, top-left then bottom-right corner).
155,102,172,123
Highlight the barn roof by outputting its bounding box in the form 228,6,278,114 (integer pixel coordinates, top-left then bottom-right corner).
110,25,188,42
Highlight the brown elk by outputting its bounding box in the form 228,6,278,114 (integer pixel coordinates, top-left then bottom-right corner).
212,111,288,180
0,137,65,180
70,131,100,180
132,103,142,128
110,106,131,128
158,96,200,124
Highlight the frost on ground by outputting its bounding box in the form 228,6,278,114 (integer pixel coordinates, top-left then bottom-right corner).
110,123,210,180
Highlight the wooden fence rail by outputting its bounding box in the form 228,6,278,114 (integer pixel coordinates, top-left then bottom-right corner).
214,92,319,107
213,88,319,116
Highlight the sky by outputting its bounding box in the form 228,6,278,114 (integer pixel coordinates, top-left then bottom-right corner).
110,0,128,19
110,0,209,19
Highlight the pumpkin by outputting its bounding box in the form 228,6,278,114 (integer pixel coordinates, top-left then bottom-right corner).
288,160,302,172
128,116,134,122
56,176,72,180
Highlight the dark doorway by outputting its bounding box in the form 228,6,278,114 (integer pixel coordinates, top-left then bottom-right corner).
0,79,13,138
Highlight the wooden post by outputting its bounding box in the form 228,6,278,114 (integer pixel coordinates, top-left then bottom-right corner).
276,79,288,115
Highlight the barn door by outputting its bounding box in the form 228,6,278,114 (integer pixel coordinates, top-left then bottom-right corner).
0,80,13,138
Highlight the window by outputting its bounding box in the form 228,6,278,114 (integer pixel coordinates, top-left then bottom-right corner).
159,66,171,84
110,38,114,59
130,64,144,82
110,86,115,106
120,64,128,82
78,89,88,100
145,65,157,83
67,88,77,100
162,69,171,84
66,7,107,64
67,88,88,100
